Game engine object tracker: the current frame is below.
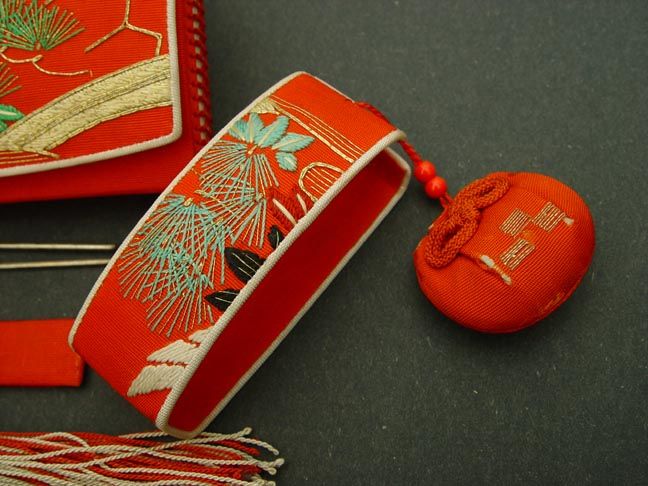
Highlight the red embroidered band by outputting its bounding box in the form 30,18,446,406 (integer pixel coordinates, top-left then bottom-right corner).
70,73,410,438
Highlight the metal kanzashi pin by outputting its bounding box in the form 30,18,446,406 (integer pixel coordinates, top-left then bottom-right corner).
0,242,115,270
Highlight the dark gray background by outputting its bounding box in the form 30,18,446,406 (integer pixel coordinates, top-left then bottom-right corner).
1,1,647,484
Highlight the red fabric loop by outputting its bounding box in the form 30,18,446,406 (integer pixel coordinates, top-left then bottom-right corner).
425,175,510,267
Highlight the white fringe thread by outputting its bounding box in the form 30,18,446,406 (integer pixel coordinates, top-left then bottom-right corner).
0,427,283,486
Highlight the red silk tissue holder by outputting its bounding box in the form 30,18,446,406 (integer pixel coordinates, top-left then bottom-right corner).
0,0,211,202
69,72,410,438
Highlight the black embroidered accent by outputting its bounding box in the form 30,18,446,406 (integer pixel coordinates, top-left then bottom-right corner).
205,289,240,312
224,247,265,283
268,225,285,250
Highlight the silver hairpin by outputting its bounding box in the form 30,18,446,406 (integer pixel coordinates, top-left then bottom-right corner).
0,243,116,270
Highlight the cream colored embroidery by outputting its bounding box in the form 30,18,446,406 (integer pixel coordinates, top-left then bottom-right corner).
532,202,568,232
127,328,210,397
273,96,364,160
251,97,278,115
85,0,163,56
298,162,344,202
479,255,512,285
0,55,171,156
500,238,535,270
500,208,530,236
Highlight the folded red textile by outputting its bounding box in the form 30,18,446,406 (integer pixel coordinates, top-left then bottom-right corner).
0,319,83,387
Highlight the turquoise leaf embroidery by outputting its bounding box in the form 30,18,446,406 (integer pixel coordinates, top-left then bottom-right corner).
276,152,297,171
246,113,264,143
255,116,289,148
229,119,249,141
218,113,313,183
272,133,314,153
0,120,7,132
0,104,23,123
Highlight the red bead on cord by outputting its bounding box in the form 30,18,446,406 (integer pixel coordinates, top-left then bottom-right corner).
424,176,448,199
414,160,436,183
355,102,449,202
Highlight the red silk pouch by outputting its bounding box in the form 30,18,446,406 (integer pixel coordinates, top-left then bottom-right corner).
354,104,595,334
0,0,210,202
70,73,411,438
413,172,595,333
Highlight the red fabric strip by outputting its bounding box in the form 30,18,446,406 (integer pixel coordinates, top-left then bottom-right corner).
0,319,84,387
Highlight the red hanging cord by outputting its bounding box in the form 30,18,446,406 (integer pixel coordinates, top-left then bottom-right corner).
355,102,452,206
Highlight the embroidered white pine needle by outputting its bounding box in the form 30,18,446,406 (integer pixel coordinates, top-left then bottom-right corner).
127,328,207,396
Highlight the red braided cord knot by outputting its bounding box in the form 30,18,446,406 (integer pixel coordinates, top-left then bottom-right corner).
425,175,511,268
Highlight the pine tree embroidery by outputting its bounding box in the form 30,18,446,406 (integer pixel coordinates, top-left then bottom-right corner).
200,112,313,248
0,63,21,132
201,113,314,194
119,194,230,336
0,0,88,77
0,1,88,134
119,113,314,338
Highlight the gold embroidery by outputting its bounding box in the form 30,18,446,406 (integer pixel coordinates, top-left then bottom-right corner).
0,55,171,156
0,152,48,166
500,238,535,270
500,208,530,236
251,98,278,115
253,96,364,164
0,47,90,78
0,1,88,78
0,64,19,98
85,0,163,56
272,96,364,161
532,202,567,232
298,162,344,202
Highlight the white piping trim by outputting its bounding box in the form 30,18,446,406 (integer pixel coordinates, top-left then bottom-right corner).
0,0,183,178
157,142,409,438
69,71,306,348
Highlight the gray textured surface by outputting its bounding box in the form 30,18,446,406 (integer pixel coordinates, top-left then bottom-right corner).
1,1,647,484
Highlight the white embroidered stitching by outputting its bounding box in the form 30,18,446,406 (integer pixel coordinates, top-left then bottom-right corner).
127,328,210,397
0,55,171,155
479,254,512,285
